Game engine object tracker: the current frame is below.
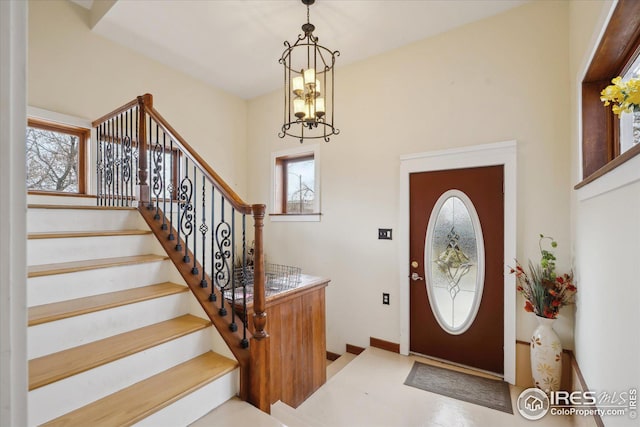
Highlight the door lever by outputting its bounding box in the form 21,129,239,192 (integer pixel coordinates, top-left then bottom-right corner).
410,272,424,281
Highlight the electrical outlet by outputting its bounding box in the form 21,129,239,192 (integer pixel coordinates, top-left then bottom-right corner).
382,293,390,305
378,228,392,240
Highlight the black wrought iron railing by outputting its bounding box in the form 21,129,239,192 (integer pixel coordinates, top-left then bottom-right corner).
91,94,270,411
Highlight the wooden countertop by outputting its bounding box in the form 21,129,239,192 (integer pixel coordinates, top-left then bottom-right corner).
228,274,330,309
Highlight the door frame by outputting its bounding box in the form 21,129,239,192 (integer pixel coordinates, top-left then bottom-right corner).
399,140,517,384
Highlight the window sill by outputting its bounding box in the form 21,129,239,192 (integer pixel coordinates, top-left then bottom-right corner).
575,145,640,201
28,190,91,198
269,213,322,222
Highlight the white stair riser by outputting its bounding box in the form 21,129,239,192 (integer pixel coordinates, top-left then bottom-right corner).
28,293,190,359
28,329,213,427
27,234,159,265
27,209,144,232
134,369,239,427
28,260,174,306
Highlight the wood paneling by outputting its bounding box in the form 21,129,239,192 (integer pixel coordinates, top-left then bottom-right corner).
346,344,365,355
244,278,328,408
326,351,341,361
369,337,400,354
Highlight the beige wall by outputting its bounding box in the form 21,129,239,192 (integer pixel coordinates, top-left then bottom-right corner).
248,1,574,356
28,0,248,196
569,2,639,426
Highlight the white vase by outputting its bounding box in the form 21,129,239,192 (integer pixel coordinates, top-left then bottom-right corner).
530,315,562,393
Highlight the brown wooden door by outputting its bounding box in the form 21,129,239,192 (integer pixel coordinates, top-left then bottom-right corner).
409,166,504,374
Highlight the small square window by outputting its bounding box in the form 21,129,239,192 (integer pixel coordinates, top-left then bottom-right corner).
271,145,321,221
279,155,315,214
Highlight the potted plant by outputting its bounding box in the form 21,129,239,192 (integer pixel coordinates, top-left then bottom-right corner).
510,235,577,393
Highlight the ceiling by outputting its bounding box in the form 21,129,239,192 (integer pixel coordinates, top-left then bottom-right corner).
73,0,528,99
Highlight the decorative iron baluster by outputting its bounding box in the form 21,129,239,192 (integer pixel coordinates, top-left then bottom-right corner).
117,114,122,206
199,174,207,286
241,214,249,348
129,109,134,204
105,119,114,206
191,165,198,275
122,114,133,207
168,138,175,241
178,157,193,263
134,106,139,187
229,208,237,332
215,197,231,317
161,132,167,230
209,186,217,303
175,150,182,252
147,115,154,210
152,123,163,219
96,122,103,206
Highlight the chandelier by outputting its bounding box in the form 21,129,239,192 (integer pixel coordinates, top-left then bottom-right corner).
279,0,339,143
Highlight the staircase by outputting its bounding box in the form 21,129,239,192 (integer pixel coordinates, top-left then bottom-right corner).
26,194,239,426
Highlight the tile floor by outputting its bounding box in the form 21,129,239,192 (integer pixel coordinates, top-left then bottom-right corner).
193,347,579,427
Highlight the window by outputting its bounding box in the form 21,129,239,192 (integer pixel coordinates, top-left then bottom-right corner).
26,118,88,193
578,0,640,187
271,144,321,221
619,54,640,154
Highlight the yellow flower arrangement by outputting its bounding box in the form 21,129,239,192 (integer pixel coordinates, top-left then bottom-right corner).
600,77,640,117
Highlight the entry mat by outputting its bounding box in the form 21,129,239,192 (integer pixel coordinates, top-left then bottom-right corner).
404,361,513,414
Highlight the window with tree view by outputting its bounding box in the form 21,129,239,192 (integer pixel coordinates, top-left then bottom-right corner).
279,155,315,214
26,119,87,193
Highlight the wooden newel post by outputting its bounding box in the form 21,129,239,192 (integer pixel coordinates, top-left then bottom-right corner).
136,94,152,206
249,203,270,413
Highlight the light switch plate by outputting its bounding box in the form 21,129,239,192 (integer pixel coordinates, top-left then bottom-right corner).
378,228,392,240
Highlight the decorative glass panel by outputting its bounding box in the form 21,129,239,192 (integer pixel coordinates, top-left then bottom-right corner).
425,190,484,335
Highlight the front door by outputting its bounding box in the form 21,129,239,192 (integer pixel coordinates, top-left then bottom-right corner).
409,165,504,374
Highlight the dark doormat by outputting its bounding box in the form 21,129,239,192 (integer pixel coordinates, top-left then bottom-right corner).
404,361,513,414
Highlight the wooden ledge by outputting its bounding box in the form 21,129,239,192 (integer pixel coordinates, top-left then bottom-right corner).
28,254,169,278
29,314,211,391
28,230,152,240
28,204,135,210
41,351,237,427
28,282,187,326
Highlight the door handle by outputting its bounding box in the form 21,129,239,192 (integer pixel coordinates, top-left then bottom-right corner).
410,272,424,281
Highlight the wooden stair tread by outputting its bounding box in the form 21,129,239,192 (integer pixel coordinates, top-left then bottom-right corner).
28,254,169,278
28,230,152,239
28,204,135,210
41,351,238,427
28,283,188,326
29,314,211,390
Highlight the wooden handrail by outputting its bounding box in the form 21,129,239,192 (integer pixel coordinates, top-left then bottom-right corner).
145,106,252,215
92,94,270,410
91,95,149,128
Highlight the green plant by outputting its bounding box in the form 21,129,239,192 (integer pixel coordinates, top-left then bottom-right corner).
510,235,576,319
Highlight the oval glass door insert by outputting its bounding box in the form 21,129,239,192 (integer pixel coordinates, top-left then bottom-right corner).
424,189,485,335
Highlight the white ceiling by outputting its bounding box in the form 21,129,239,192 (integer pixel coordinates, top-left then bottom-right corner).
76,0,528,99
